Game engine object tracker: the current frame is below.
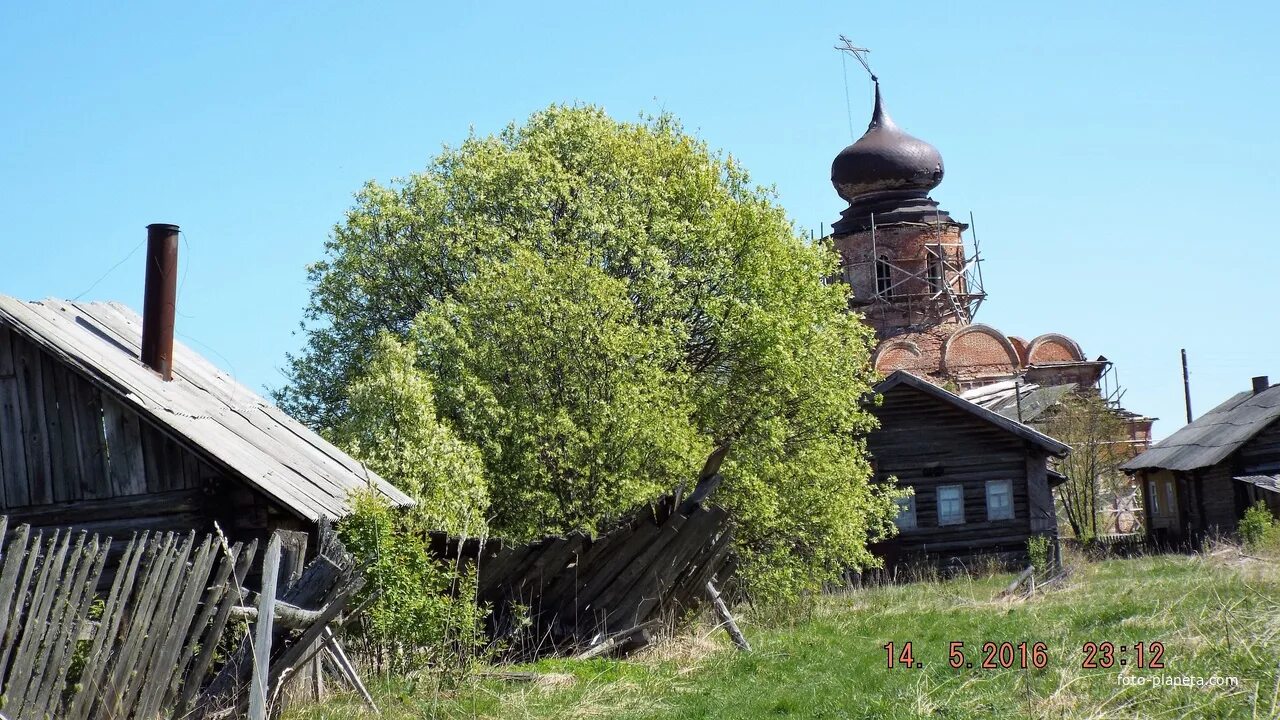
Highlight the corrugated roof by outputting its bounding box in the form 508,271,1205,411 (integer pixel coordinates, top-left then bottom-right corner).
875,370,1071,457
1120,384,1280,472
0,297,413,521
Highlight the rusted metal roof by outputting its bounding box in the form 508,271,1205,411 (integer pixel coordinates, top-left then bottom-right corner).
1120,384,1280,473
0,297,413,521
875,370,1071,457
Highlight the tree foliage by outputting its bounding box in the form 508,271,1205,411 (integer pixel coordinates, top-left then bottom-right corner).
1040,393,1129,541
337,492,488,675
278,104,895,595
331,332,488,535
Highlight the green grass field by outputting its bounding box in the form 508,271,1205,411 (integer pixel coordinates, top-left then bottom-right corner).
287,549,1280,719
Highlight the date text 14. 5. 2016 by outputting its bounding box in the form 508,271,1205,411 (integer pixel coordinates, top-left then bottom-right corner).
884,641,1167,670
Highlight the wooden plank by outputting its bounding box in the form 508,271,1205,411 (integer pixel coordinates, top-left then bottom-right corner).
0,523,31,680
114,531,197,716
6,530,72,709
136,534,217,719
43,358,84,503
102,532,180,718
11,333,52,505
0,327,24,509
141,420,167,493
33,534,110,720
26,532,101,719
3,487,206,529
102,395,146,497
250,532,283,720
69,375,110,500
174,539,257,719
0,529,50,683
64,531,149,720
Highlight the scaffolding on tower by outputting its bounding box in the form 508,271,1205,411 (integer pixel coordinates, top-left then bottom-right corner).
840,210,988,333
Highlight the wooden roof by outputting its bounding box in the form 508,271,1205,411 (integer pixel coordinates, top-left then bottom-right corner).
0,297,413,521
874,370,1071,457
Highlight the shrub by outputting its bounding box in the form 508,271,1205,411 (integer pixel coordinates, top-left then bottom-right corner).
1238,501,1278,549
337,492,490,676
1027,535,1053,575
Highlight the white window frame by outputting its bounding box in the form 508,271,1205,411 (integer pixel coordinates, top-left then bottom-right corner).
894,495,917,530
1148,479,1160,514
985,479,1014,521
1164,481,1176,516
937,484,965,526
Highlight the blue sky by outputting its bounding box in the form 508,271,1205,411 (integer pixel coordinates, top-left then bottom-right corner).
2,1,1276,439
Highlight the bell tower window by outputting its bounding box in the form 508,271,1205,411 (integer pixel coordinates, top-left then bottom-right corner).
927,253,943,292
876,255,893,297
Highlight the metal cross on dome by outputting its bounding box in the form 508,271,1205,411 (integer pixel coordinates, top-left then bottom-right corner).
835,35,877,82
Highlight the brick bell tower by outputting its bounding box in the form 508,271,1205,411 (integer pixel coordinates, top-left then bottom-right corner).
829,80,994,384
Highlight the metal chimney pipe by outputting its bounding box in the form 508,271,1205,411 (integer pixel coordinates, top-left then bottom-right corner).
1252,376,1270,395
140,223,180,381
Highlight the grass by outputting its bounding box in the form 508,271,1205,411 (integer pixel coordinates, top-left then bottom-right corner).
286,547,1280,719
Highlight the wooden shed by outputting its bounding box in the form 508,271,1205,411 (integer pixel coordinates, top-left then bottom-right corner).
868,370,1071,570
0,295,411,547
1121,376,1280,544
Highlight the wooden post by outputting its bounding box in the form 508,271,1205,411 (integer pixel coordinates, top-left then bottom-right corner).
705,581,749,651
249,532,282,720
323,626,379,714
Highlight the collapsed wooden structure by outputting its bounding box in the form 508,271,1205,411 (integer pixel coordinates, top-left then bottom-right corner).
431,447,737,657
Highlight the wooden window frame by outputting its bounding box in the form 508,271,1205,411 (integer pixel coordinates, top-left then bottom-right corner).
985,479,1014,521
937,484,965,526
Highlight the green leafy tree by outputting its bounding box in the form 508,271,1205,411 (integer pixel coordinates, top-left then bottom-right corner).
1040,393,1128,542
278,104,896,595
413,249,704,537
331,332,488,535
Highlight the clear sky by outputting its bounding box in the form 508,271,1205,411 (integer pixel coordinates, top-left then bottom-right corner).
2,1,1276,439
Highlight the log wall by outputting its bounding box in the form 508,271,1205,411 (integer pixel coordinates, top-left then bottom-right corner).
0,326,288,541
869,384,1053,568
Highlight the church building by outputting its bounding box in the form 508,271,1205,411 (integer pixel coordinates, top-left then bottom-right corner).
829,81,1106,394
831,79,1153,553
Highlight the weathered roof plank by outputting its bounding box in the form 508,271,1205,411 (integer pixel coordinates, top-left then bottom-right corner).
0,297,412,522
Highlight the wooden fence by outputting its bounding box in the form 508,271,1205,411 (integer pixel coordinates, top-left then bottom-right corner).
0,516,361,720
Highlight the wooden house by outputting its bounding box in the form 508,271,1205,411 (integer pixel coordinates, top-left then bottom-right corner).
0,224,410,551
1121,376,1280,544
868,371,1070,569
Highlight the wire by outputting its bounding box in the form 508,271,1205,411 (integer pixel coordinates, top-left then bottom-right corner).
177,230,195,318
72,238,146,301
841,52,856,142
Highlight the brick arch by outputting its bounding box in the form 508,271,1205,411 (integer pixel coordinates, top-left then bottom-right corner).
1007,336,1030,366
873,339,933,375
942,324,1020,379
1026,333,1085,365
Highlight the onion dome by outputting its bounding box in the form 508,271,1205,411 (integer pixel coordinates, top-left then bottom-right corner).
831,82,944,203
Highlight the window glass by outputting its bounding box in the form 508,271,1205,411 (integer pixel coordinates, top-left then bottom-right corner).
937,485,964,525
1148,479,1159,514
894,495,917,530
986,480,1013,521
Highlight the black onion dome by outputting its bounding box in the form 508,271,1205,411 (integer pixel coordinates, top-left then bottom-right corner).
831,82,944,203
